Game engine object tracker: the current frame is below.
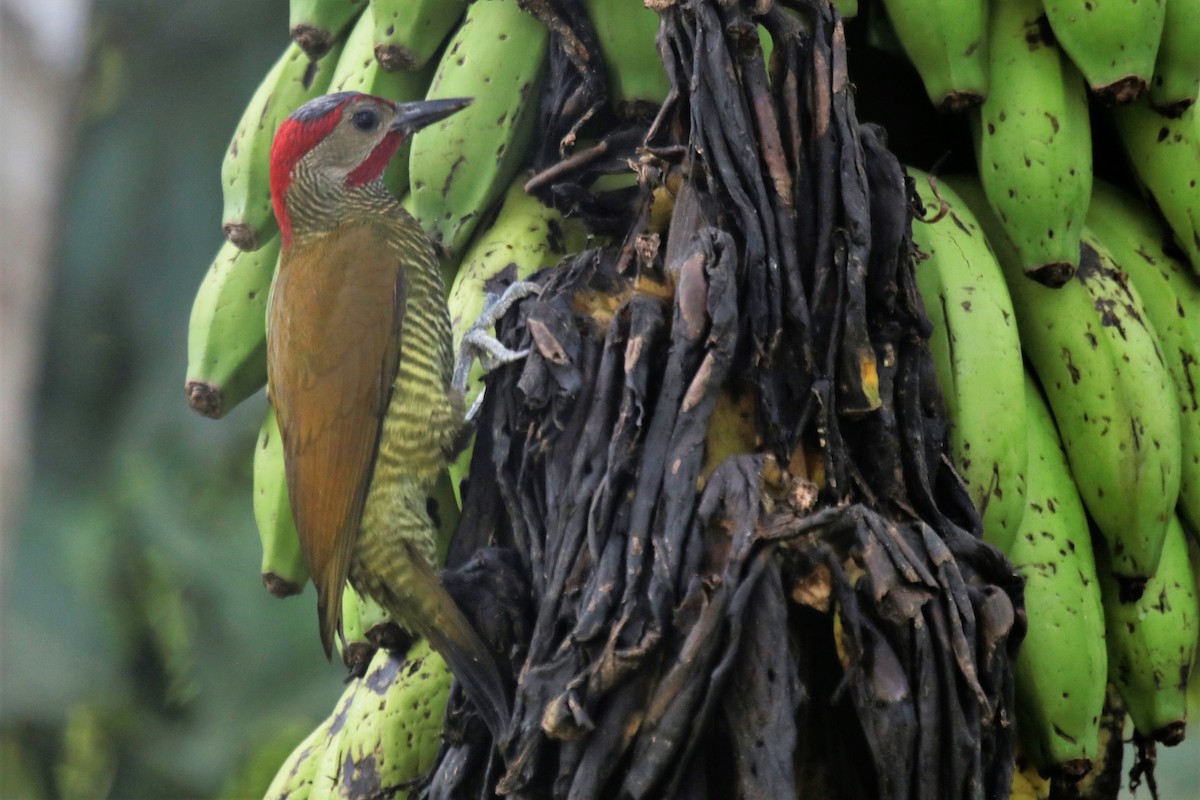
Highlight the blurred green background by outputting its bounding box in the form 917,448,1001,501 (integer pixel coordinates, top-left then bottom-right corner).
0,1,343,797
0,1,1196,798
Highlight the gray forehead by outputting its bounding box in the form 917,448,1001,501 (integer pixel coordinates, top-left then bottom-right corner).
289,92,361,122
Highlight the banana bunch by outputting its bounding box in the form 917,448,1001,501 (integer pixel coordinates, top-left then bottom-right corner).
190,0,1200,792
907,167,1026,553
264,640,452,800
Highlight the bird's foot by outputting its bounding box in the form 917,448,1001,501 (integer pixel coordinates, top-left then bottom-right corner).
452,281,542,419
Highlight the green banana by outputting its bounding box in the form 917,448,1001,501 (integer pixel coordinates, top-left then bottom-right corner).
832,0,859,17
263,713,336,800
327,3,437,198
304,643,452,799
408,0,549,261
445,177,590,498
972,0,1092,286
951,176,1182,593
879,0,988,111
1098,513,1198,745
372,0,467,72
907,167,1026,553
289,0,365,60
1085,180,1200,533
253,405,310,598
185,237,279,419
583,0,671,116
1150,0,1200,116
337,584,378,673
1112,100,1200,274
1043,0,1165,104
1009,371,1107,776
221,41,343,252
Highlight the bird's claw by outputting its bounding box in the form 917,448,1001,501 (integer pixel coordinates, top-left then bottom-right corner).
452,281,542,417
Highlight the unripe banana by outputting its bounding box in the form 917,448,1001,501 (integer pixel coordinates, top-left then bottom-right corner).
263,713,335,800
950,176,1182,594
289,0,364,60
337,584,378,673
327,3,437,197
446,176,589,494
309,643,452,798
1112,101,1200,274
1043,0,1165,104
880,0,988,111
832,0,859,17
185,237,279,419
372,0,467,72
582,0,671,117
973,0,1092,286
1150,0,1200,116
1098,514,1198,745
221,41,344,251
253,405,310,598
408,0,549,261
1009,371,1106,776
1086,180,1200,533
907,167,1026,553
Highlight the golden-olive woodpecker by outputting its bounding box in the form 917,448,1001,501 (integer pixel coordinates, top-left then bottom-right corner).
266,92,509,739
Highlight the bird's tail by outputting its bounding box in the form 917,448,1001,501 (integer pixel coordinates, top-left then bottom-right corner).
352,536,512,743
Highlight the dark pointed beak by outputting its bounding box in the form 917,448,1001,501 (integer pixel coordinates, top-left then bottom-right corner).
390,97,472,135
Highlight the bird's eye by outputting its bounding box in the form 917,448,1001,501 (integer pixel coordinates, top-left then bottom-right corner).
351,109,380,132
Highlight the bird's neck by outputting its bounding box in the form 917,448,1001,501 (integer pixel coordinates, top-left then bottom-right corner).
281,164,402,250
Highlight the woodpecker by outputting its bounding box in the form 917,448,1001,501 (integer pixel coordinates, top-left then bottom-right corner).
266,92,510,739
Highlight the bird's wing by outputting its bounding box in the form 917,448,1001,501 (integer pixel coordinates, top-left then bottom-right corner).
267,220,405,657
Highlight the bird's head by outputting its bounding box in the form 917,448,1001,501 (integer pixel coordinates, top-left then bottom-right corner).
269,92,470,247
